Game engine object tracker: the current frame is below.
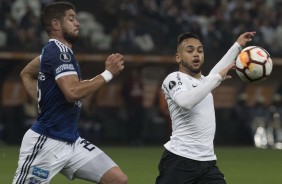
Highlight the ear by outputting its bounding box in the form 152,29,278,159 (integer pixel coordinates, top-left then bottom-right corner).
175,53,181,64
51,19,61,31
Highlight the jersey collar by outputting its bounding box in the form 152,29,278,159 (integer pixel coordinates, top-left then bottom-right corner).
49,39,73,54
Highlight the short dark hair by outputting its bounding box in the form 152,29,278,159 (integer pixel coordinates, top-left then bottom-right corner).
41,2,76,34
177,32,200,50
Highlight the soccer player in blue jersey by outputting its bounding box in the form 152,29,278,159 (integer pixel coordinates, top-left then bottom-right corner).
13,2,127,184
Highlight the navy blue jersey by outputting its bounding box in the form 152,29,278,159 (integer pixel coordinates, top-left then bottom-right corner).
31,39,82,143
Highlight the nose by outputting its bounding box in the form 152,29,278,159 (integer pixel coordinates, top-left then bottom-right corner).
193,51,200,57
75,19,80,27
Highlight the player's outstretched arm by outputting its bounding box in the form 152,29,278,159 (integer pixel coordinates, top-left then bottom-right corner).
209,31,256,75
174,63,235,110
56,53,124,102
20,56,40,102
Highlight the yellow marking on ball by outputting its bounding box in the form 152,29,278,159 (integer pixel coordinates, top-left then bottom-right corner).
239,51,249,68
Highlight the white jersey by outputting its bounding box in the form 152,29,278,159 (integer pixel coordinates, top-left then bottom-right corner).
162,42,242,161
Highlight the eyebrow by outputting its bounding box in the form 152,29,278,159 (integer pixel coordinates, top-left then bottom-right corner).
68,14,76,17
186,45,203,49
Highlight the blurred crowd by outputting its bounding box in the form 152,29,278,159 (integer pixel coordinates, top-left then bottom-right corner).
1,0,282,55
232,83,282,149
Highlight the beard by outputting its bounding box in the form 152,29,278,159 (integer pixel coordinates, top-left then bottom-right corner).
62,28,79,44
180,60,203,74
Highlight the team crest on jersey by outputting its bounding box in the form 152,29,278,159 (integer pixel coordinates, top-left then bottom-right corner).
60,52,71,62
168,81,176,89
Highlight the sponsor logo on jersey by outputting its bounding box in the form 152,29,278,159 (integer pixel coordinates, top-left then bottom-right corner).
60,52,71,62
55,64,75,74
192,84,198,87
168,81,176,89
32,167,49,179
29,177,42,184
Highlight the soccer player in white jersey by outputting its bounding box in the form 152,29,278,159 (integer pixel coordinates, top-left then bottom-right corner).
155,31,256,184
13,2,127,184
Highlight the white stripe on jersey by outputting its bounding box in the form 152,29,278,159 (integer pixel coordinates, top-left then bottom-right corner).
55,71,77,80
49,39,73,54
54,40,67,52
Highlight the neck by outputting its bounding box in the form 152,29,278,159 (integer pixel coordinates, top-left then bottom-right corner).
179,68,202,79
50,35,72,49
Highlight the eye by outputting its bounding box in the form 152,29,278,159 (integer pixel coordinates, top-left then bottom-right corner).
198,48,203,53
186,47,194,53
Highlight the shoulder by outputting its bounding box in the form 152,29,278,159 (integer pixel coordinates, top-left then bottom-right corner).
163,72,189,84
42,40,73,62
162,71,190,92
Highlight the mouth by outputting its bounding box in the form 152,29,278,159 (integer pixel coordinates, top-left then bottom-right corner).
192,59,200,66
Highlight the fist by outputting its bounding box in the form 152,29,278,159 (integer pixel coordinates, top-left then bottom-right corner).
105,53,125,77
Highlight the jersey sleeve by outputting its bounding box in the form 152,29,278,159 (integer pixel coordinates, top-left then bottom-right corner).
209,42,242,75
162,72,222,110
162,72,190,101
42,42,77,80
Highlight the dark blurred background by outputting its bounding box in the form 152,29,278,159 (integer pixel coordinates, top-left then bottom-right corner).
1,0,282,148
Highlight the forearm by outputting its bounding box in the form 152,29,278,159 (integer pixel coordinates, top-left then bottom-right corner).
174,74,222,109
73,75,106,100
209,42,241,75
57,74,108,102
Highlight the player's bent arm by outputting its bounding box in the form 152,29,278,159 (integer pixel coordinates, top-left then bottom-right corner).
174,74,222,109
20,56,40,102
209,42,241,75
56,74,107,103
57,53,125,103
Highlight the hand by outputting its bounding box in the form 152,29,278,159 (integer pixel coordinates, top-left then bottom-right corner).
105,53,125,77
236,31,256,47
219,63,235,81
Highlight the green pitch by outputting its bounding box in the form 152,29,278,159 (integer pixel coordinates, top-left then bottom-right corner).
1,146,282,184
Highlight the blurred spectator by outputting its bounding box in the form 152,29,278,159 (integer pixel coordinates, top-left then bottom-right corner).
269,94,282,149
23,96,37,130
111,18,154,52
1,81,26,144
76,11,112,51
0,0,13,48
122,68,145,145
17,5,40,49
250,95,272,148
78,95,103,144
2,0,282,55
111,18,137,51
231,93,253,144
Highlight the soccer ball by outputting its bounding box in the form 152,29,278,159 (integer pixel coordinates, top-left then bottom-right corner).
235,46,273,82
